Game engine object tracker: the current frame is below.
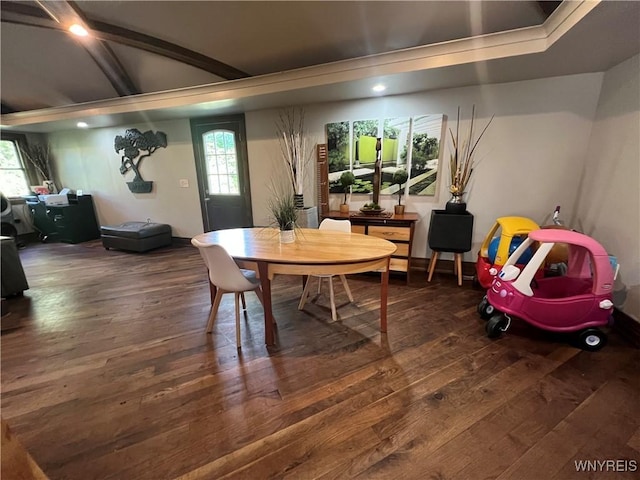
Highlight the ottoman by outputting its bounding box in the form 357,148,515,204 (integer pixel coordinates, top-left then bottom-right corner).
101,221,172,252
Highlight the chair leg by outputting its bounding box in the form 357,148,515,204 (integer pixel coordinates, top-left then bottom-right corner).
298,276,314,310
427,251,440,282
253,287,274,325
254,287,264,306
455,253,463,286
328,276,337,321
240,292,246,310
206,288,224,333
234,292,241,349
339,275,354,303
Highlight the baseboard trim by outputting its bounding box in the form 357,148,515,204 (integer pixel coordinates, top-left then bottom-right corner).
171,237,192,246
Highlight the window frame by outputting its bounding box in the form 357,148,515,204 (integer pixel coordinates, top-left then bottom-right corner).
0,132,38,197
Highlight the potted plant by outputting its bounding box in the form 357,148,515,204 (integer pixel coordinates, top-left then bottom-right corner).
447,105,494,213
339,171,356,213
391,169,409,215
268,181,298,243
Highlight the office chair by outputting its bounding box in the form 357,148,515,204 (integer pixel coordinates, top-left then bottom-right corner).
191,238,264,348
298,218,354,321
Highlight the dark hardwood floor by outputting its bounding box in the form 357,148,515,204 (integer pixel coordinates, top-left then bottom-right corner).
1,240,638,480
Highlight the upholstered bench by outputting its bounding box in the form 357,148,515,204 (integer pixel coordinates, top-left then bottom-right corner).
101,221,172,252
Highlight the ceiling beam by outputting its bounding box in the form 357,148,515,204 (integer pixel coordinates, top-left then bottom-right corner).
88,20,250,80
1,102,17,115
32,0,140,97
537,1,563,17
1,1,249,80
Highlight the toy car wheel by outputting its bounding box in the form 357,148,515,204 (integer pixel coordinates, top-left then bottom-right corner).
477,296,487,315
486,314,509,338
577,329,608,352
478,297,495,320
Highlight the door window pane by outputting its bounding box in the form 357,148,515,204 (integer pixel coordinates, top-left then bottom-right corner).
203,130,240,195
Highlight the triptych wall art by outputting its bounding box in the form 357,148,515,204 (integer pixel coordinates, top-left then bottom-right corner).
325,115,446,196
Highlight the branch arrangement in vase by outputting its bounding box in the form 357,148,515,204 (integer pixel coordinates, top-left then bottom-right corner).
448,105,494,198
276,107,314,197
21,143,52,181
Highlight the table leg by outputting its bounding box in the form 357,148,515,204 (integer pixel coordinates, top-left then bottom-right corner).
380,257,390,333
257,261,275,346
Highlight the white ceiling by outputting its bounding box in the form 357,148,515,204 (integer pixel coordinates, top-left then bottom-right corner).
1,0,639,133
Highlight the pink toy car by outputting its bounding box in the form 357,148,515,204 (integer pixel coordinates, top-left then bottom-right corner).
477,229,615,351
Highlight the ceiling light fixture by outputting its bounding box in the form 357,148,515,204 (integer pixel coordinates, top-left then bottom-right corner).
372,84,386,93
69,24,89,37
77,121,89,128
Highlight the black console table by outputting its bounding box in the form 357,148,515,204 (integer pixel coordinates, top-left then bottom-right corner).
27,194,100,244
427,209,474,286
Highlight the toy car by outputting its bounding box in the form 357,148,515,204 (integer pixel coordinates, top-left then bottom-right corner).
477,228,615,351
475,216,540,289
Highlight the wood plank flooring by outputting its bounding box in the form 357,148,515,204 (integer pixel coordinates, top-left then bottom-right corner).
1,240,638,480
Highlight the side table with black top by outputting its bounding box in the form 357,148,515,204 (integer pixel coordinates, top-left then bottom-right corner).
427,209,474,286
322,211,418,283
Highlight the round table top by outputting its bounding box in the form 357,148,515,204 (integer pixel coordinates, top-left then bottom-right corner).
192,227,397,265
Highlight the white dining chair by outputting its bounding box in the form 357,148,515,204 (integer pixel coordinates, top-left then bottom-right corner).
298,218,355,321
191,238,264,349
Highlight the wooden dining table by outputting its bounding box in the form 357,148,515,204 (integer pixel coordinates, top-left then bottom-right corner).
192,227,397,346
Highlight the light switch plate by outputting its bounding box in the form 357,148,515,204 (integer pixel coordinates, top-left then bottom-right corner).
179,179,189,188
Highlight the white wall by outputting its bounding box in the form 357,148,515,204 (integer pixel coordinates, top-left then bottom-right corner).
49,119,202,238
48,73,604,263
575,54,640,321
248,73,604,262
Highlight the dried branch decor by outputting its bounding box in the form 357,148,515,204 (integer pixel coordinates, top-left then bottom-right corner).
448,106,494,197
276,107,313,197
21,143,52,181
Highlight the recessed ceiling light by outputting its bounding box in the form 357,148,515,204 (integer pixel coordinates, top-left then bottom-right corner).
77,122,89,128
372,84,386,93
69,24,89,37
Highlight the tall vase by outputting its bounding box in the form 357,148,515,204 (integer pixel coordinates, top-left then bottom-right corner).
445,193,467,214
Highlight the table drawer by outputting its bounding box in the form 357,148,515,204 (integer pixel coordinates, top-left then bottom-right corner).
351,225,366,235
368,226,410,242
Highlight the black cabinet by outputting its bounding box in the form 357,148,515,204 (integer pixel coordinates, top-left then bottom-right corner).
28,195,100,244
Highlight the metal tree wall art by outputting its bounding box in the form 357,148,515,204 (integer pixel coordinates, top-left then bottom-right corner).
115,128,167,193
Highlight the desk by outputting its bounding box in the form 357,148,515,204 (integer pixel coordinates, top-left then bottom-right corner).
193,228,397,346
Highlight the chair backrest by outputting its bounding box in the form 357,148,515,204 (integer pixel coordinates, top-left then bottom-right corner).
191,238,257,292
319,218,351,233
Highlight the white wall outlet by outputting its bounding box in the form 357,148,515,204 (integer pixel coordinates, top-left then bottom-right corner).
179,179,189,188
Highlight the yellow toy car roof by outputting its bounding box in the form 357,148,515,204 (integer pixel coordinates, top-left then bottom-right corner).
496,216,540,236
